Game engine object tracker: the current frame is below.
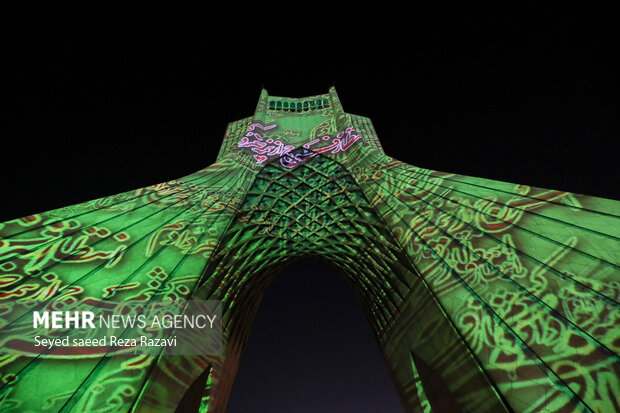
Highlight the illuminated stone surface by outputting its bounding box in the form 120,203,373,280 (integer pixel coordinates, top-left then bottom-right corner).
0,88,619,412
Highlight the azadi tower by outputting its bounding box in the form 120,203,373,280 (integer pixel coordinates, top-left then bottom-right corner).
0,88,618,412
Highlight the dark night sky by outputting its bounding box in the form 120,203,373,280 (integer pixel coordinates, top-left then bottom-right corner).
3,5,619,412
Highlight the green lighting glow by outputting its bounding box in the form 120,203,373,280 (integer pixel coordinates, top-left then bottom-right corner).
0,87,618,412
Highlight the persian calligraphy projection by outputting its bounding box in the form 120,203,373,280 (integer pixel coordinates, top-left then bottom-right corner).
1,87,619,412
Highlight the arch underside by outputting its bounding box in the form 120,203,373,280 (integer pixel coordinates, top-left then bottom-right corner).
0,113,619,412
196,153,499,412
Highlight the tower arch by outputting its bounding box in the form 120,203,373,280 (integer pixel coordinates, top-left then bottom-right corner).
0,88,618,412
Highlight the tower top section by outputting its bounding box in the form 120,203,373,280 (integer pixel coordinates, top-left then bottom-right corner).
217,87,384,167
250,86,350,140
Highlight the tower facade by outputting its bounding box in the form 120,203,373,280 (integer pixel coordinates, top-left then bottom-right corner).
0,88,619,412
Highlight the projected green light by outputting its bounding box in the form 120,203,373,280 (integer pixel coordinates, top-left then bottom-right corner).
0,87,618,413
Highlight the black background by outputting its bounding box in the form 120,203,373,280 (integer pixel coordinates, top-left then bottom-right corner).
3,5,618,412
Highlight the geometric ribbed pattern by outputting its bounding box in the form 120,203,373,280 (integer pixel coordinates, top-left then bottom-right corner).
357,154,620,412
206,151,418,341
193,151,430,412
